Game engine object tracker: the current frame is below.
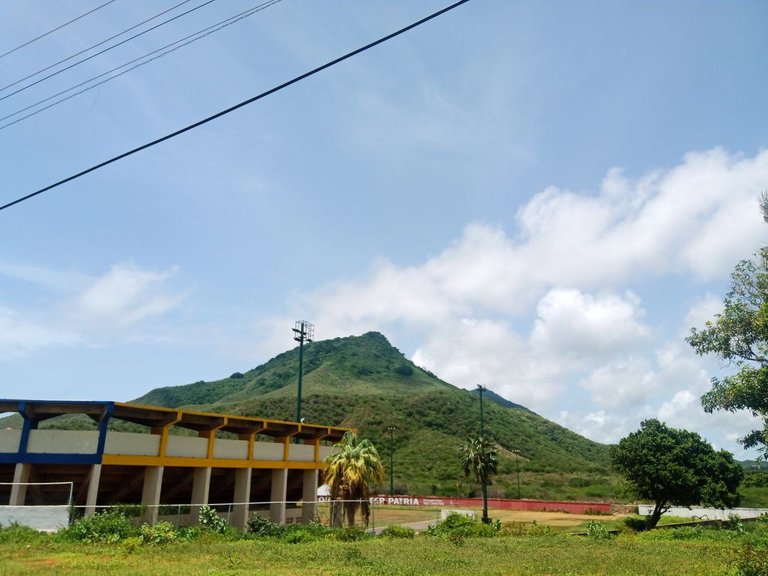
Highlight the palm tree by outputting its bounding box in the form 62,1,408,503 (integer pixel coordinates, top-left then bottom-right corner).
323,431,384,527
460,435,499,524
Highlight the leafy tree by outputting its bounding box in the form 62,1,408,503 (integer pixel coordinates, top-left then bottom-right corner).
460,435,499,524
610,419,743,529
324,431,384,528
687,245,768,457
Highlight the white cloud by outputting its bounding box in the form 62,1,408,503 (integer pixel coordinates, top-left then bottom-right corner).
75,263,183,327
530,289,650,359
0,306,83,359
0,262,184,359
249,148,768,455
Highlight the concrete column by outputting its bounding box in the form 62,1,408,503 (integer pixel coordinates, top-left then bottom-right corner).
84,464,102,517
141,466,164,524
231,468,252,531
270,468,287,525
190,467,211,520
301,469,319,523
9,463,31,505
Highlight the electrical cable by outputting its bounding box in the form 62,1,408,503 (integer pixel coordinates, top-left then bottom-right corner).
0,0,471,212
0,0,207,99
0,0,118,59
0,0,282,130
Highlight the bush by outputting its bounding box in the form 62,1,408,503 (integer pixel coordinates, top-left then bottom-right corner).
584,520,614,541
379,524,415,539
65,510,134,543
139,521,177,545
426,513,497,538
0,522,45,544
735,543,768,576
246,515,285,538
282,522,330,544
527,520,554,537
333,527,370,542
624,516,649,532
198,505,229,534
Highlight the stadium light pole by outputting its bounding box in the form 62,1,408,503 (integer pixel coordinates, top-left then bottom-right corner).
477,384,490,523
512,449,521,499
387,426,397,496
292,320,314,423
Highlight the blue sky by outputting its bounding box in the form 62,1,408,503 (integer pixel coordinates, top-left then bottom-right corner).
1,0,767,457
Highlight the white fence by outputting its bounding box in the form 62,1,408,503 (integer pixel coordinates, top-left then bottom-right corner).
637,505,768,520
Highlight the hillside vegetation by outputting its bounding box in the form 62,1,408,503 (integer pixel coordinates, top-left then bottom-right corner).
134,332,614,499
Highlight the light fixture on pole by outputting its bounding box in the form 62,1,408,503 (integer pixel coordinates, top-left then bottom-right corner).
386,426,397,496
292,320,314,423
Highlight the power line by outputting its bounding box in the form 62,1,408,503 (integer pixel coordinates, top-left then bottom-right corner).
0,0,471,213
0,0,118,59
0,0,206,99
0,0,283,130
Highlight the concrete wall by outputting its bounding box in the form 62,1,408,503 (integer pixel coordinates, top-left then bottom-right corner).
105,432,159,456
0,429,21,453
28,430,98,454
0,506,69,531
637,505,768,520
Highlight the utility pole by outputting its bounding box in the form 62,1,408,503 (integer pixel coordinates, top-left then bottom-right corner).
387,426,397,496
292,320,314,423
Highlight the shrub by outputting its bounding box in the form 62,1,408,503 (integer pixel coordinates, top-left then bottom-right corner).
65,509,134,543
198,505,229,534
139,521,178,545
379,524,415,539
584,520,614,541
282,522,330,544
246,515,285,538
527,520,554,537
0,522,45,544
426,513,497,538
333,527,370,542
623,516,648,532
735,543,768,576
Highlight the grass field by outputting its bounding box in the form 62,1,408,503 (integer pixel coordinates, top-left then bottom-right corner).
1,509,766,576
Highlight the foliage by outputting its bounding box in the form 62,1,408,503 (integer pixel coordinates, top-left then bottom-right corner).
584,520,615,540
735,543,768,576
139,521,177,545
624,516,650,532
65,509,134,543
324,431,384,527
246,514,285,538
198,505,229,534
426,512,498,538
460,435,499,522
281,522,330,544
610,419,743,529
331,526,370,542
0,522,47,544
687,246,768,457
379,524,416,538
115,331,614,499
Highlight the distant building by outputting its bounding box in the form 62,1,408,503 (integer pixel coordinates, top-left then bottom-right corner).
0,400,347,530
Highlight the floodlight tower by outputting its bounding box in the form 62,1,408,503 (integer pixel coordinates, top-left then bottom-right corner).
387,426,397,496
293,320,314,423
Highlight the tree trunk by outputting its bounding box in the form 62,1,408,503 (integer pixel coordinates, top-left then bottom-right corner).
646,501,666,530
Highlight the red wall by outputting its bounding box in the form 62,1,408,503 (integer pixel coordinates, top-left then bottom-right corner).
370,495,612,514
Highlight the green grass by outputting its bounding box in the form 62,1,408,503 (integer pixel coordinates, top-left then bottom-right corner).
0,533,747,576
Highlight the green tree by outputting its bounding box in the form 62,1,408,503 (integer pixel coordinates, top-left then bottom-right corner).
323,431,384,528
687,245,768,457
460,435,499,524
610,419,743,529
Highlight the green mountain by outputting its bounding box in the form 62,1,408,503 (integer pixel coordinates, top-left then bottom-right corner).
134,331,615,499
